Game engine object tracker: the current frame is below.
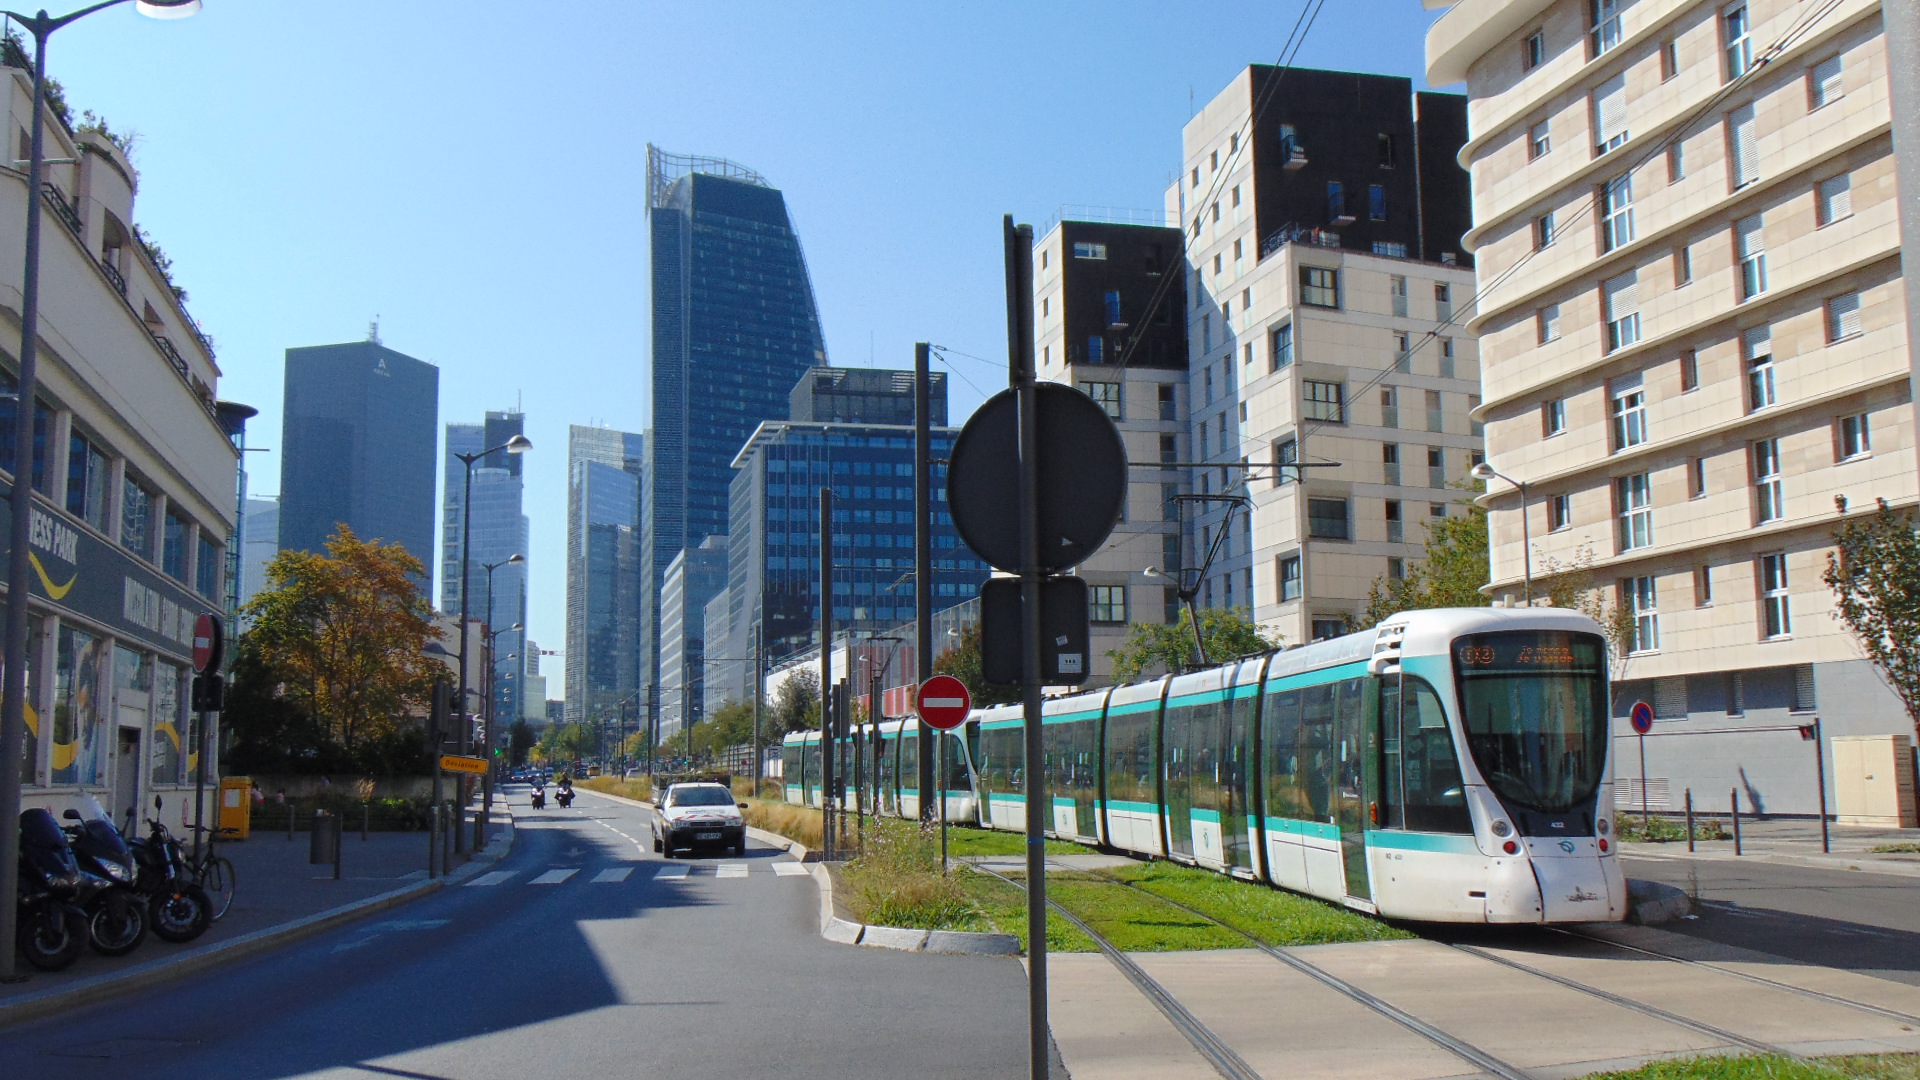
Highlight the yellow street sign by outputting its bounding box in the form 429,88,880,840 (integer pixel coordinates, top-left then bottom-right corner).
440,754,488,775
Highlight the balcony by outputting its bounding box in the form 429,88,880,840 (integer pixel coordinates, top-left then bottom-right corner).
41,183,79,237
1261,223,1341,260
99,256,125,296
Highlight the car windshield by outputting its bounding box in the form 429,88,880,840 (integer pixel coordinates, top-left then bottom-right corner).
668,787,735,807
1453,630,1610,814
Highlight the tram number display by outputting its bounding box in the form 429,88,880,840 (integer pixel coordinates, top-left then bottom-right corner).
1454,632,1601,672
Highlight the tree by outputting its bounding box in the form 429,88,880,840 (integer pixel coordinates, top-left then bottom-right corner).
1107,607,1275,683
507,720,536,765
240,526,442,759
1825,498,1920,736
1535,543,1639,678
542,722,593,765
772,667,823,732
1360,494,1491,629
933,622,1021,706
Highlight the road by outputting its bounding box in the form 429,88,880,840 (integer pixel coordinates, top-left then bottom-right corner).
0,787,1031,1080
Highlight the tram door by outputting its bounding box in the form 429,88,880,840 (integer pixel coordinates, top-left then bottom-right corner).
1332,678,1373,900
1220,685,1255,875
1163,703,1194,860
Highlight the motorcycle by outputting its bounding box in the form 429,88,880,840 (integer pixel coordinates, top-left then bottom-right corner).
555,786,574,809
129,796,212,944
62,795,149,957
15,808,88,971
529,787,546,810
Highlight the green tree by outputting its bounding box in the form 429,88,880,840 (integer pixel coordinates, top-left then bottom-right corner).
1825,498,1920,735
507,720,536,765
1106,607,1275,683
1360,492,1491,629
933,622,1021,706
542,722,592,764
772,667,823,732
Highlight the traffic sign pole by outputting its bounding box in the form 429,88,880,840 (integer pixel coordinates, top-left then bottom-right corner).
1630,701,1654,831
915,675,971,877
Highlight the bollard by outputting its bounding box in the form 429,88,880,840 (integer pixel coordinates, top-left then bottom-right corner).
288,801,296,841
333,813,344,881
1685,788,1695,852
1731,788,1743,856
427,805,438,879
362,802,370,842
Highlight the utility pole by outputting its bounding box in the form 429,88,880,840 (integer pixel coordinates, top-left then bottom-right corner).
914,341,935,822
751,622,764,797
819,486,836,860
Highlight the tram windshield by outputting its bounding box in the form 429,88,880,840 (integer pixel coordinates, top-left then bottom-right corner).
1452,630,1609,813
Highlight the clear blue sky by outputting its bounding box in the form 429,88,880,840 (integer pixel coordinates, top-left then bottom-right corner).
41,0,1449,680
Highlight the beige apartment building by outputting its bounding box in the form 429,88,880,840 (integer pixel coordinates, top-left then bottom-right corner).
1427,0,1910,815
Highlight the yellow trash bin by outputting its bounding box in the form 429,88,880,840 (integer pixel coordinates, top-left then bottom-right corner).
219,776,252,840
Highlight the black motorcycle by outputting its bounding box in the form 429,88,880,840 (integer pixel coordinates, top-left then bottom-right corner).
129,797,212,944
555,786,574,809
16,809,88,971
529,787,546,810
62,805,149,957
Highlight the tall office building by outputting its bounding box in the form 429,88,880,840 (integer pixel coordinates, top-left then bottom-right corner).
1425,0,1910,814
279,339,439,583
1166,67,1481,648
567,425,644,726
789,366,947,426
238,496,279,609
443,411,530,727
642,145,827,709
658,536,729,740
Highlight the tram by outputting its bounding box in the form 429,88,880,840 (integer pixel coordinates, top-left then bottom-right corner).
783,606,1626,924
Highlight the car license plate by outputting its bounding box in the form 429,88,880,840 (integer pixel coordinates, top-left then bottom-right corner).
697,832,721,840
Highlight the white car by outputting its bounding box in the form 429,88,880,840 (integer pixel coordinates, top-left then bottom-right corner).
652,783,748,858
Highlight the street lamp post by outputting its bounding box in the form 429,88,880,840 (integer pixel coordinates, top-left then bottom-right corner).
475,553,522,849
0,0,200,987
1471,461,1532,604
451,434,530,855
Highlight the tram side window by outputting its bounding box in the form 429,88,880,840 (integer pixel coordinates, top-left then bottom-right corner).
782,742,802,786
1261,688,1306,819
981,724,1024,795
1105,710,1154,809
942,730,971,790
1386,676,1470,832
899,733,918,792
1299,683,1338,822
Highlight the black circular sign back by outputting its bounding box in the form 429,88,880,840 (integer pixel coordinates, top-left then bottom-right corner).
947,383,1128,574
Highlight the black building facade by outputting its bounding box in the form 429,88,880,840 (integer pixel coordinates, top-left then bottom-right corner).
1052,220,1187,371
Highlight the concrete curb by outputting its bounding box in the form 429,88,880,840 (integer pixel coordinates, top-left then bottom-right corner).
1622,844,1920,879
1626,878,1692,925
0,806,516,1031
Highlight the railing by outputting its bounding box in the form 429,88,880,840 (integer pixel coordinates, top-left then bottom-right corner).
99,257,125,296
1261,223,1341,260
41,183,80,236
151,332,188,378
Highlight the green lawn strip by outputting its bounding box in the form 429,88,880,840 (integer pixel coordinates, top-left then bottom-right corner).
941,825,1087,858
1097,859,1414,946
952,868,1097,953
1041,872,1246,951
1578,1053,1920,1080
1616,814,1729,843
1870,843,1920,855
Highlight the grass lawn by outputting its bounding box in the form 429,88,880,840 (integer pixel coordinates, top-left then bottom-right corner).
578,777,653,803
941,824,1088,858
1580,1054,1920,1079
952,869,1097,953
1098,859,1415,946
1044,872,1245,951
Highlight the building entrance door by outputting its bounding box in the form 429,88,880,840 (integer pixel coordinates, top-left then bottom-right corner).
114,727,141,832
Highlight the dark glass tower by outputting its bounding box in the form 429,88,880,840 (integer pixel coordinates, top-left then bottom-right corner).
642,146,826,695
278,339,438,584
567,425,644,726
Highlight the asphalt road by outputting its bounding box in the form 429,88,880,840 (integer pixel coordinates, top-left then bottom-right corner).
1621,851,1920,985
0,787,1032,1080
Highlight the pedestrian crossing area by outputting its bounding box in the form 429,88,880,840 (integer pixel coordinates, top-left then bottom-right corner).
464,861,810,887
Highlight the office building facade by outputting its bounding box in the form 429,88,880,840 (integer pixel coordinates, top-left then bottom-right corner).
1425,0,1908,814
789,366,947,426
566,425,644,726
657,537,728,739
238,496,278,610
443,411,530,728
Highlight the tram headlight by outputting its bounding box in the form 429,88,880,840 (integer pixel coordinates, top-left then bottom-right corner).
1490,819,1512,838
1597,818,1611,835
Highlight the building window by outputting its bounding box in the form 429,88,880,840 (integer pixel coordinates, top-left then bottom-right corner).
1689,457,1707,498
1072,241,1108,260
1695,564,1714,606
120,476,152,558
1159,434,1177,464
1600,173,1634,251
1679,348,1699,391
1817,174,1852,226
1278,555,1302,601
1380,386,1399,428
1158,384,1177,421
1435,283,1452,320
1549,494,1571,531
1427,445,1446,487
1299,266,1339,308
1307,498,1350,540
1543,397,1566,437
1723,2,1752,79
1537,303,1562,344
162,509,189,582
1674,245,1692,285
1430,503,1447,519
1535,210,1556,251
1591,0,1623,57
1381,443,1400,485
1760,552,1791,638
1752,438,1784,524
1368,184,1387,222
1303,380,1345,422
1086,335,1106,365
1792,664,1816,711
1083,381,1122,419
1389,274,1409,317
1624,575,1658,652
1273,438,1298,486
1385,498,1405,543
1728,104,1757,188
1810,54,1844,109
1440,339,1456,380
1425,390,1445,435
1604,271,1640,352
1311,617,1348,642
1616,473,1653,551
1735,214,1766,300
65,431,109,532
1387,556,1405,580
1744,327,1776,410
1270,323,1293,371
1089,586,1128,624
1826,292,1863,343
1524,30,1545,70
196,533,219,599
1610,374,1646,451
1161,483,1180,521
1593,74,1628,154
1662,38,1680,80
1529,120,1551,160
1838,413,1870,460
1377,132,1395,168
1394,332,1412,373
1667,141,1685,183
1103,289,1122,326
1327,181,1349,223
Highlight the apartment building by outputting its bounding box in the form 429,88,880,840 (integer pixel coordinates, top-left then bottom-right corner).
0,57,238,823
1426,0,1908,814
1171,66,1484,648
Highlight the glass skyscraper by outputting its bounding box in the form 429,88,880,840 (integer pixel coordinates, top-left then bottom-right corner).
443,411,530,728
278,339,438,586
642,145,826,699
567,425,644,727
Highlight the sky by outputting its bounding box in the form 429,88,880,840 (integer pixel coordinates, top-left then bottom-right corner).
37,0,1451,685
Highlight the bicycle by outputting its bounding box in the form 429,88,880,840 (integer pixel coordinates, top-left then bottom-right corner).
183,824,239,921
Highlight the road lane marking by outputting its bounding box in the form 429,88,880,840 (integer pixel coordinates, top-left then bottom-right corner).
530,869,579,885
772,862,808,876
592,867,635,883
655,866,690,881
465,871,516,887
717,863,748,879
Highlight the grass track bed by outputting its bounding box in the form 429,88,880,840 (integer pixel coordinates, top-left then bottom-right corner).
1579,1054,1920,1079
953,869,1097,952
1044,872,1245,951
1097,859,1415,946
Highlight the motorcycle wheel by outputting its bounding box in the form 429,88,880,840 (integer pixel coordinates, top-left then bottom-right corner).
149,884,212,943
87,892,149,956
17,903,87,971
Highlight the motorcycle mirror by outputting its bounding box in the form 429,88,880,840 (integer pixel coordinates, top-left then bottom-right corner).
62,808,81,820
155,795,163,811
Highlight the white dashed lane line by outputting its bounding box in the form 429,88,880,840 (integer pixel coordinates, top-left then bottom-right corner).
530,869,579,885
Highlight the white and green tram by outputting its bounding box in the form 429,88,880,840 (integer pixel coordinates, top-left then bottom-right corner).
785,606,1625,924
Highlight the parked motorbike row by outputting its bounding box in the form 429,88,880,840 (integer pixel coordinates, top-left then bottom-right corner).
16,794,216,972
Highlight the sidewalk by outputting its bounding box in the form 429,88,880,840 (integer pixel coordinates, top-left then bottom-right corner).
1621,816,1920,876
0,801,514,1027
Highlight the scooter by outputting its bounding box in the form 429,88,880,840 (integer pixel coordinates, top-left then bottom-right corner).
129,796,212,943
555,786,574,809
529,786,546,810
15,808,88,971
62,795,149,957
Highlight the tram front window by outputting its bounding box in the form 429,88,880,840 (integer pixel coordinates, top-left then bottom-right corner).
1453,630,1608,815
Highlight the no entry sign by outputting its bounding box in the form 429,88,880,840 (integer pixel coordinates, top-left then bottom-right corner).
915,675,972,730
193,612,224,674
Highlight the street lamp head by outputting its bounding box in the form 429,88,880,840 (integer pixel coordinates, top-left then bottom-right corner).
510,622,522,632
507,553,525,565
504,435,533,455
135,0,202,18
1470,462,1497,482
1141,565,1167,580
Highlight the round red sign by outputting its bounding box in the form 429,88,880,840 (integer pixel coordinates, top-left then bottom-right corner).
915,674,972,730
193,612,224,674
